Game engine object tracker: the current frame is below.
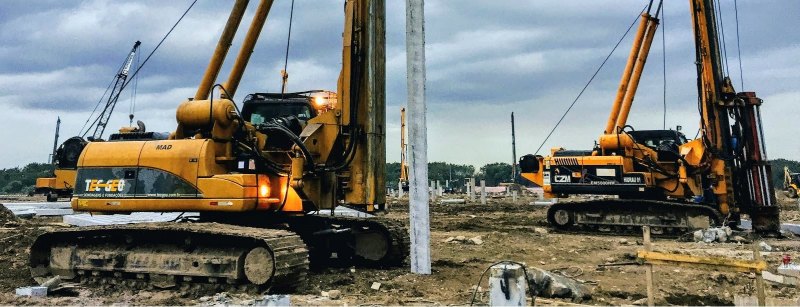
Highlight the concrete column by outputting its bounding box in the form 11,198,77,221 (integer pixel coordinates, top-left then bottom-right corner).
398,180,404,198
429,181,436,202
480,180,487,205
512,190,518,203
468,178,475,201
437,180,443,197
406,0,430,275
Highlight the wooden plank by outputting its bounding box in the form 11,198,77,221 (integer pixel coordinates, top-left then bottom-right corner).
637,251,767,272
643,226,654,307
753,244,766,306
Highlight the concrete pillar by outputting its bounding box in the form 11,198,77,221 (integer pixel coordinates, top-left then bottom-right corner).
398,180,404,198
480,180,487,205
489,263,528,306
512,190,518,203
406,0,430,275
468,178,475,201
429,181,436,202
437,180,443,197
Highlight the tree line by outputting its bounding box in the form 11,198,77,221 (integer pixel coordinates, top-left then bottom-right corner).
0,163,54,194
1,159,798,194
386,161,522,190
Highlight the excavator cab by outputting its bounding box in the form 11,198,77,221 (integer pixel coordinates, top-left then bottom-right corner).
241,91,328,150
241,91,321,124
626,129,687,161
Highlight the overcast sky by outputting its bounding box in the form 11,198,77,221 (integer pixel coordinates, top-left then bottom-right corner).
0,0,798,169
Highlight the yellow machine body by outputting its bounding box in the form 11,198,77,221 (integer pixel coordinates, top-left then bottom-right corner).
71,140,306,213
70,0,385,215
35,169,76,191
520,0,778,233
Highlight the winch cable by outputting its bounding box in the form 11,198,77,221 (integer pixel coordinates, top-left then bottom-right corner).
128,49,142,126
281,0,296,97
80,0,197,135
733,0,744,90
533,5,647,155
661,2,667,129
713,0,730,76
78,61,126,136
120,0,198,91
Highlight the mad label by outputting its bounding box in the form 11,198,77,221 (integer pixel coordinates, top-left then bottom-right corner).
156,144,173,150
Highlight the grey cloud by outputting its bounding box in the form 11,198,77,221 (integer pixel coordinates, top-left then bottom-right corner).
0,0,798,169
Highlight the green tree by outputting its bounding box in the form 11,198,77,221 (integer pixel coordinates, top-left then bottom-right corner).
2,180,23,194
385,162,476,190
0,162,54,194
476,162,513,186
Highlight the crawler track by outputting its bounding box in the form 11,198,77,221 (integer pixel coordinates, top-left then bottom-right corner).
546,199,722,236
290,215,409,268
29,223,309,292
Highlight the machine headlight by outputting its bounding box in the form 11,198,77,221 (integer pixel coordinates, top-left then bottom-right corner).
313,96,326,108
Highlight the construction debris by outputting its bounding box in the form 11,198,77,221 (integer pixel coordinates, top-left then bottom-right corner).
1,197,799,305
0,206,19,224
14,286,47,297
759,241,773,252
468,236,484,245
39,276,61,291
443,235,483,245
327,289,342,300
370,282,381,290
777,263,800,278
762,271,799,286
254,295,291,306
525,267,592,302
693,226,732,243
440,199,466,205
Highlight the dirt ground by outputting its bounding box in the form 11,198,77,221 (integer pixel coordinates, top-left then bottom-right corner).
1,195,799,306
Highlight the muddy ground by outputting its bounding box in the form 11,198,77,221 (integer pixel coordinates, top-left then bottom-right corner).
1,195,799,305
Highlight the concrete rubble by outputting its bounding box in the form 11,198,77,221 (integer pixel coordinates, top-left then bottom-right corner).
439,199,466,205
442,235,483,245
15,276,65,297
530,199,557,206
693,226,732,243
525,267,592,302
327,290,341,300
15,286,47,297
777,263,800,278
762,271,799,286
198,293,291,306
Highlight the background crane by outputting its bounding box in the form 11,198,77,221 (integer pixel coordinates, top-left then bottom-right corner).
80,41,141,141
